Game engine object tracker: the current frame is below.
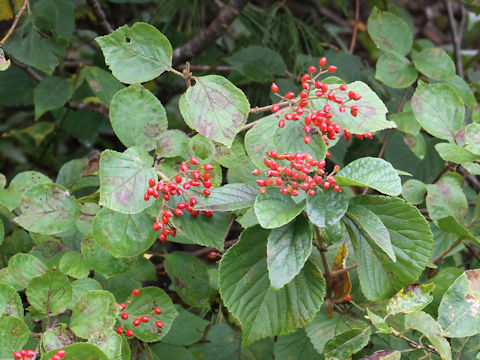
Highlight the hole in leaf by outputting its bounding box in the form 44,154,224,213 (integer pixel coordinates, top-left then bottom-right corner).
125,36,131,43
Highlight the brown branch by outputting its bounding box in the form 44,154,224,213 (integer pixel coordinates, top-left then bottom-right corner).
9,56,43,82
431,240,461,264
349,0,360,54
314,226,332,298
464,243,480,263
330,264,357,277
172,0,249,66
445,0,465,78
458,166,480,192
87,0,113,34
0,0,28,47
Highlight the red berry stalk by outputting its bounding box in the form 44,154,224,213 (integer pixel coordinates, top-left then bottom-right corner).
252,151,342,196
144,157,214,243
116,289,164,338
270,57,373,145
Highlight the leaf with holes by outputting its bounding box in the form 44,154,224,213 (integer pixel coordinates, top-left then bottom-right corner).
179,75,250,146
388,283,435,315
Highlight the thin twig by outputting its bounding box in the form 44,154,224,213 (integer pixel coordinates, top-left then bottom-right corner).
445,0,465,78
349,0,360,54
86,0,113,34
431,240,462,264
464,243,480,263
9,56,43,82
458,166,480,192
330,264,357,277
314,226,332,298
391,328,439,356
0,0,28,47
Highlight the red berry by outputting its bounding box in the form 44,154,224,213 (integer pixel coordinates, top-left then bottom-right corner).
148,178,156,187
20,351,26,357
271,104,280,112
345,294,351,302
270,83,279,93
327,65,337,73
133,319,141,326
132,289,140,296
203,211,213,217
278,119,285,128
322,181,331,189
285,91,295,99
339,84,347,91
155,321,164,328
126,329,134,337
308,189,316,197
154,307,162,315
207,251,217,259
333,185,341,193
204,163,214,171
51,355,61,360
56,350,66,358
308,65,316,73
252,169,261,176
190,197,197,205
190,157,199,165
301,74,310,82
116,327,123,334
203,179,212,188
120,303,126,311
303,136,311,144
141,316,150,322
174,208,183,216
203,189,211,196
121,313,128,320
180,163,189,171
319,57,327,66
13,352,22,360
144,193,150,201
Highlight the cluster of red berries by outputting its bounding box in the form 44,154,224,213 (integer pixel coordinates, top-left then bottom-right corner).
252,151,341,196
116,289,164,338
49,350,66,360
13,350,65,360
270,57,372,145
144,157,214,242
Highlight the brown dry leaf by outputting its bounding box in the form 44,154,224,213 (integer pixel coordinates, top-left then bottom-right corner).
331,243,352,303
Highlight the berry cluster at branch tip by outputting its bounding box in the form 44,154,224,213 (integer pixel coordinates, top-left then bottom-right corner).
253,151,341,196
13,349,65,360
270,57,372,145
116,289,164,338
144,157,214,243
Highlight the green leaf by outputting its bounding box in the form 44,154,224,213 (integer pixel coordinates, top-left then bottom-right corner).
26,269,72,315
254,188,305,229
81,234,132,278
465,123,480,155
92,208,156,258
435,143,479,163
71,278,102,306
367,7,412,56
323,328,371,360
203,324,241,360
226,46,286,82
390,111,421,136
7,253,48,289
32,0,74,40
40,343,109,360
195,184,257,211
412,48,456,80
375,53,417,88
110,85,168,151
438,269,480,337
95,22,172,84
88,331,130,360
402,179,426,205
70,290,118,339
80,66,124,106
33,76,73,119
244,115,278,169
58,251,90,279
9,170,52,193
0,49,10,71
0,220,3,246
42,323,76,352
155,130,189,158
0,283,23,319
274,329,319,360
361,351,401,359
305,188,348,228
164,252,212,307
411,81,464,142
273,119,327,160
121,286,178,342
442,75,477,110
387,283,435,315
311,81,395,134
336,157,402,196
179,75,250,146
404,311,452,360
347,204,395,261
366,308,391,334
0,315,29,358
219,226,325,346
14,183,81,235
162,305,209,346
347,196,433,300
267,215,312,289
99,146,156,214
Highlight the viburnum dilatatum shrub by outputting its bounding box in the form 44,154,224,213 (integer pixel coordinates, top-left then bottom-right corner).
1,1,479,360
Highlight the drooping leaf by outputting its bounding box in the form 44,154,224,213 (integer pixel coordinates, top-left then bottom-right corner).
121,287,178,342
95,23,172,84
33,76,74,119
195,184,258,211
387,283,435,315
366,308,391,334
92,208,156,258
26,269,72,315
219,226,325,346
305,188,348,228
267,215,312,289
404,311,452,360
335,157,402,196
14,183,81,235
179,75,250,146
70,290,118,339
411,81,464,142
438,269,480,337
109,84,168,151
99,146,156,214
254,188,305,229
323,328,371,360
375,53,417,88
367,7,413,56
412,48,456,80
